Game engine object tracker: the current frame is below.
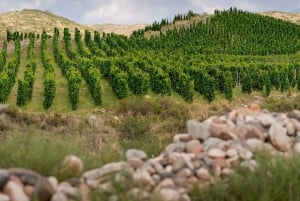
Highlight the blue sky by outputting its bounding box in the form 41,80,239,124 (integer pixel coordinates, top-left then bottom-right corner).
0,0,299,24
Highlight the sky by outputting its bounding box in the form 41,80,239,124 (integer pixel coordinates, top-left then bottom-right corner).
0,0,299,24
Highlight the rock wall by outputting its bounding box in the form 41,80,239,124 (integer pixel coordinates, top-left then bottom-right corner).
1,106,300,201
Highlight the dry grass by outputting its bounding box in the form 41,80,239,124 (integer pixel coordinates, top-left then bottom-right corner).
261,11,300,24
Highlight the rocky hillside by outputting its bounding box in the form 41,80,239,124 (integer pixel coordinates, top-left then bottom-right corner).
1,105,300,201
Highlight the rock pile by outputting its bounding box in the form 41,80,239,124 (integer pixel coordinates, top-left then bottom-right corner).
2,107,300,201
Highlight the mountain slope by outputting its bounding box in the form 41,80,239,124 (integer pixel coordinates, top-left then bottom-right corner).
0,9,93,39
261,11,300,25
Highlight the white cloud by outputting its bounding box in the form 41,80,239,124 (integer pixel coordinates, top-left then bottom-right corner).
83,0,151,24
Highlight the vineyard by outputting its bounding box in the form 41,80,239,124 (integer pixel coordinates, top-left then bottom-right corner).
1,8,300,111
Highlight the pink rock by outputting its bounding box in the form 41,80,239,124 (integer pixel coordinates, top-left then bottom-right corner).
127,158,144,169
196,168,210,181
79,184,90,201
157,178,175,189
173,134,192,143
60,155,84,178
208,148,226,158
4,180,29,201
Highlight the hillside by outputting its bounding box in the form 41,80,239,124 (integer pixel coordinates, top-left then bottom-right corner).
0,9,147,40
261,11,300,25
0,9,93,39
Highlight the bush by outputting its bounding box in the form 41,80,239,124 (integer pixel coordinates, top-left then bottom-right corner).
119,116,150,140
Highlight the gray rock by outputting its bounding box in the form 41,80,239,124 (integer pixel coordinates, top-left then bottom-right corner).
0,170,9,190
82,162,130,180
125,149,147,160
8,168,41,185
204,138,226,150
238,148,253,160
208,148,226,158
33,177,55,201
187,120,210,141
269,122,291,152
165,142,186,153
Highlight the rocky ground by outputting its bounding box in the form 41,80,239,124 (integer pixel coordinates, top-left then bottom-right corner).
1,104,300,201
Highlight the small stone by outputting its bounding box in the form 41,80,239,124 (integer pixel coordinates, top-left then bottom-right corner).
240,160,257,171
127,158,144,169
226,148,238,158
157,188,180,201
269,122,291,152
0,170,9,190
128,188,150,199
133,170,155,186
60,155,84,178
204,138,226,150
287,110,300,121
188,176,198,184
57,182,79,199
167,142,186,153
0,193,9,201
213,158,229,169
244,125,264,140
187,120,210,141
222,168,234,177
208,148,226,158
88,115,99,128
23,185,34,197
79,184,90,201
294,142,300,154
50,192,68,201
48,177,58,191
82,162,130,180
170,155,185,172
246,139,264,151
186,140,202,153
8,168,41,185
173,134,192,143
4,180,29,201
33,177,55,201
256,113,275,128
181,194,191,201
209,123,238,140
85,179,100,189
157,178,175,189
196,168,210,181
125,149,147,160
238,148,253,160
228,110,238,123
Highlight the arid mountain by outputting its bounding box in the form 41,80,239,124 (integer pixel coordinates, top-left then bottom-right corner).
261,11,300,25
